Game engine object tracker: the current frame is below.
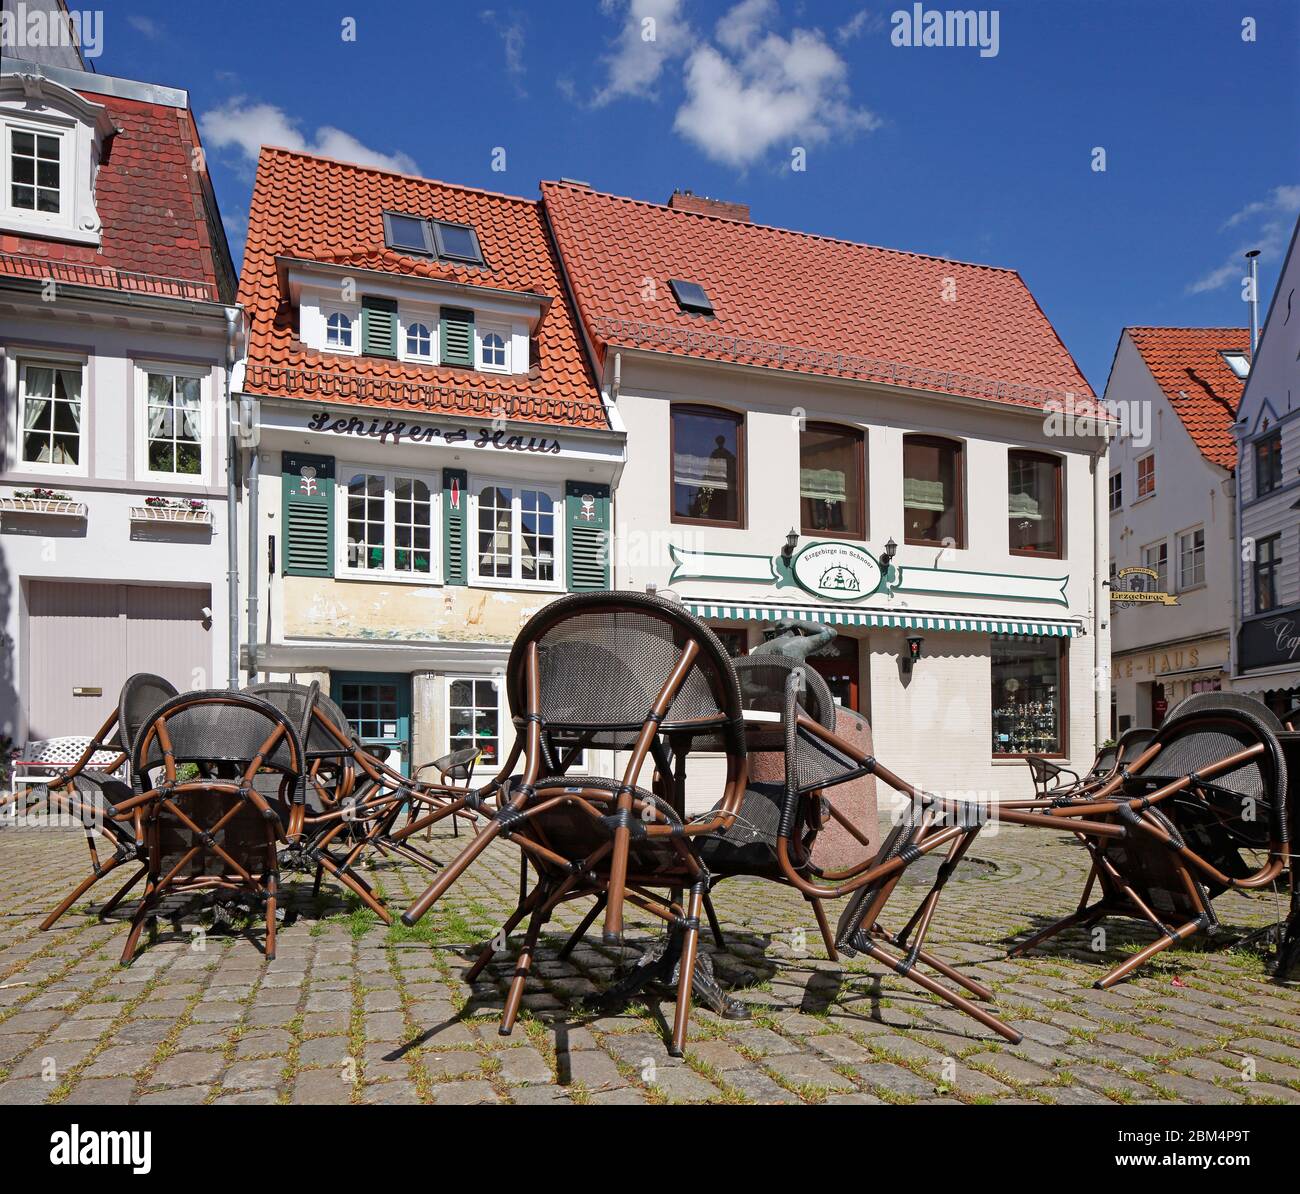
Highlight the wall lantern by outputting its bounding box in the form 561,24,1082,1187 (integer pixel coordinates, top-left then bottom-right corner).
781,527,799,567
881,537,898,570
902,633,925,674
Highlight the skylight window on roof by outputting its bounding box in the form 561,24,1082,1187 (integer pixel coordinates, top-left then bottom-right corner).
669,278,714,315
383,212,434,255
432,220,484,265
1221,351,1250,379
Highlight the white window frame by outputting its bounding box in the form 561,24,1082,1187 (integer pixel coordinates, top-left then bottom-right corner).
403,318,435,362
1177,526,1206,591
134,361,211,485
468,478,562,590
444,674,508,771
336,466,441,583
321,305,359,356
13,354,87,476
1,114,72,232
476,323,511,373
1141,540,1168,594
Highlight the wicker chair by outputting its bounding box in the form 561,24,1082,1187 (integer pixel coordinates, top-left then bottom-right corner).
402,591,749,1055
107,690,302,964
7,674,179,930
1008,695,1289,986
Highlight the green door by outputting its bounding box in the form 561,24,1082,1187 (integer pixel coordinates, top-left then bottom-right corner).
334,672,411,776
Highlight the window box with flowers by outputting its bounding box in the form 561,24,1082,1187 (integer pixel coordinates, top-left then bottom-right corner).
129,496,212,526
0,487,88,520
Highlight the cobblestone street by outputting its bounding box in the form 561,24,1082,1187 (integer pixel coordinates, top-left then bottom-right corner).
1,815,1298,1107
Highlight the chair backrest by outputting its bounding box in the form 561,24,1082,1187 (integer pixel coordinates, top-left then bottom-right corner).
504,591,746,754
732,655,836,730
244,681,358,758
115,673,180,755
132,690,303,781
1114,725,1157,765
1283,705,1298,732
1085,743,1119,780
1132,697,1288,851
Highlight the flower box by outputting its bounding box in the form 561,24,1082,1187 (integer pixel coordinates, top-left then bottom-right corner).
0,495,88,519
129,504,213,526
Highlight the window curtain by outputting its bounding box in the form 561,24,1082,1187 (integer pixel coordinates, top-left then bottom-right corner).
903,477,946,512
800,467,848,505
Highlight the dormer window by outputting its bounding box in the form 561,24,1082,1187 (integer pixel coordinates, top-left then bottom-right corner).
432,220,484,265
326,311,354,349
0,74,113,246
480,330,507,371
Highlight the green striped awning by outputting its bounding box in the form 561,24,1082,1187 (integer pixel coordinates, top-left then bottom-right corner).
682,601,1080,638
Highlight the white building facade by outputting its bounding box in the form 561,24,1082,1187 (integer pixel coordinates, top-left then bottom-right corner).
0,61,237,748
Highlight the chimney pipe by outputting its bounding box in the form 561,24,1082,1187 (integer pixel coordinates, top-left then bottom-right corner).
1246,249,1261,352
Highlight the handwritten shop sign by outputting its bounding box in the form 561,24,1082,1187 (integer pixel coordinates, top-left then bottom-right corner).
1239,609,1300,672
304,410,563,454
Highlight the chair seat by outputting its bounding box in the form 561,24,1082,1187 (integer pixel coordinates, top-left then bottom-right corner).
22,772,137,842
698,781,789,878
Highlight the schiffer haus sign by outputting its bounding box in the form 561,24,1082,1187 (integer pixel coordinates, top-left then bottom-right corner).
304,409,563,454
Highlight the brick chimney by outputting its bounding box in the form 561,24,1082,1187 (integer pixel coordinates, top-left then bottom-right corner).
668,189,750,222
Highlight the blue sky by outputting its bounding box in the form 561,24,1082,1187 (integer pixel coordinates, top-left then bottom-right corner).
99,0,1299,391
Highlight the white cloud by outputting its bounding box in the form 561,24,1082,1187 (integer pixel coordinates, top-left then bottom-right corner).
836,9,884,42
199,99,419,176
674,1,880,168
482,9,527,94
593,0,693,106
1188,184,1300,294
126,15,162,39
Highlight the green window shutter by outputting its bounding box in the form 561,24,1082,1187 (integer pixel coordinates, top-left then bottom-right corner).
282,452,335,577
443,467,468,585
361,296,398,358
565,480,611,591
440,306,474,367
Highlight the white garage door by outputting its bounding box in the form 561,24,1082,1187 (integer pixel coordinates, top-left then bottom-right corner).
26,581,211,740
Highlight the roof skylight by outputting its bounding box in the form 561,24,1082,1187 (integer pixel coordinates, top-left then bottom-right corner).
669,278,714,315
1221,351,1250,379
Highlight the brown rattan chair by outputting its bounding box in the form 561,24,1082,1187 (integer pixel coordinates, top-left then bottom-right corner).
106,690,302,963
5,673,179,930
402,590,749,1055
1008,694,1289,986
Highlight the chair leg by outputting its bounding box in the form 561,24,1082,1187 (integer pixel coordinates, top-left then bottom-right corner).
1094,917,1207,989
466,886,543,983
98,864,148,919
264,831,279,961
499,898,548,1037
40,854,127,932
557,894,607,960
1008,904,1109,958
119,877,161,966
670,879,706,1057
703,890,726,949
808,896,837,962
311,864,324,898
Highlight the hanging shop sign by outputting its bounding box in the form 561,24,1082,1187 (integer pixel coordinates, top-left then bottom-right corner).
1109,565,1178,608
668,541,1069,607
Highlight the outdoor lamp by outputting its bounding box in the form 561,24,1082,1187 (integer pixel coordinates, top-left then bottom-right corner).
902,633,924,674
782,527,799,567
881,537,898,568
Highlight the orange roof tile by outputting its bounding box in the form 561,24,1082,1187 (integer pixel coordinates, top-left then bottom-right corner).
540,181,1099,418
238,148,604,429
0,89,232,301
1126,327,1247,470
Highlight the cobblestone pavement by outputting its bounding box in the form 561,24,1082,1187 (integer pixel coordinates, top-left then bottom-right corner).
1,815,1298,1106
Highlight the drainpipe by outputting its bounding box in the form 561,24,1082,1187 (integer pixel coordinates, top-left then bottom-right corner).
223,306,241,689
1230,446,1242,689
246,444,259,683
1093,428,1110,746
1246,249,1261,352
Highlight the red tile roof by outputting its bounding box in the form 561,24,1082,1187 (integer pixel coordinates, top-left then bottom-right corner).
1126,327,1247,470
0,89,233,302
238,148,604,429
540,181,1100,418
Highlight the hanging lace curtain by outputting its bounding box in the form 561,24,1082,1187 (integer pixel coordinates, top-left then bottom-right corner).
177,377,202,440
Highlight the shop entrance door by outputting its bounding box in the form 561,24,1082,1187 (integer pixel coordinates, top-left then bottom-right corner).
334,672,411,776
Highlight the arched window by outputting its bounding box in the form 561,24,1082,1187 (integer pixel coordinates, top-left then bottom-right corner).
326,311,353,349
1008,450,1063,557
406,321,432,359
670,404,745,527
481,331,507,370
799,423,865,538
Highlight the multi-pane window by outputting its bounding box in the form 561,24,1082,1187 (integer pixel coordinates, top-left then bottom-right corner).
337,680,400,741
991,637,1066,756
903,435,964,547
343,471,433,575
481,331,507,370
1254,534,1281,613
1136,453,1155,498
144,371,203,477
799,423,864,538
1255,432,1282,497
9,127,61,214
448,677,501,767
671,405,744,526
19,361,82,467
475,484,558,583
405,322,433,359
1008,450,1062,557
1142,541,1168,593
326,311,353,349
1108,471,1122,513
1178,527,1205,590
